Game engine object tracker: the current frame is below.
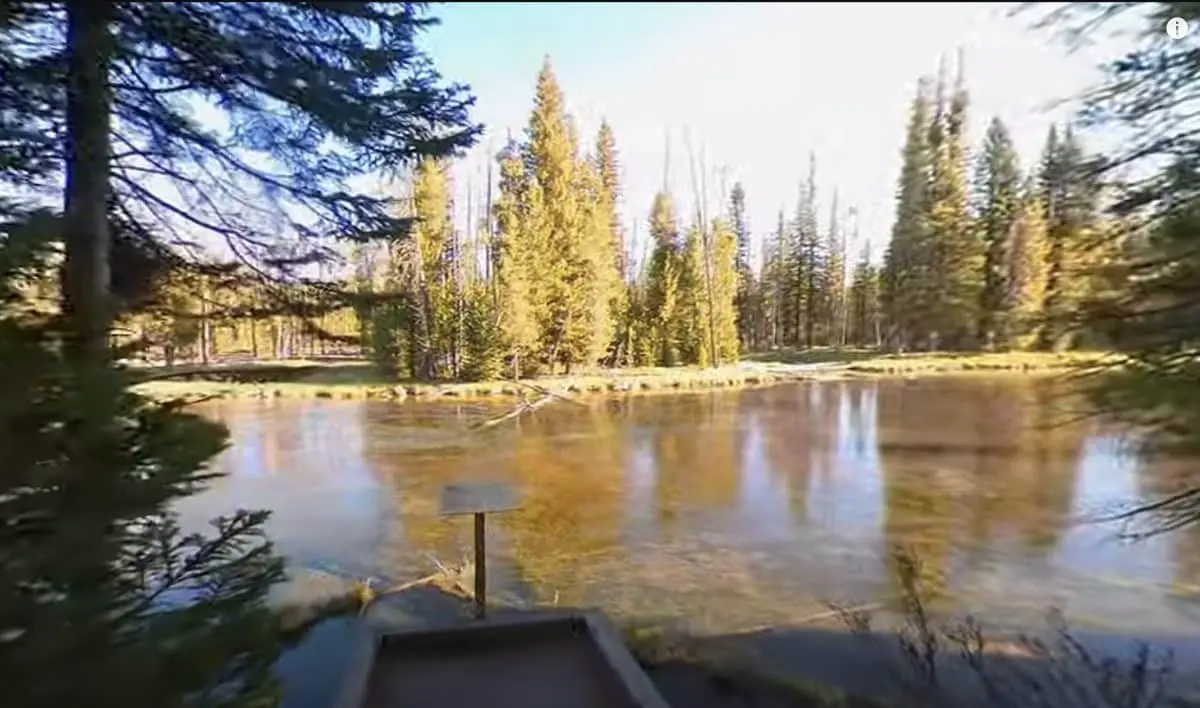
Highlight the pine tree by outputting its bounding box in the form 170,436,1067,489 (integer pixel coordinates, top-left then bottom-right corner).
375,157,457,380
923,60,982,349
593,121,629,366
524,60,574,370
459,280,505,381
975,117,1023,347
566,157,619,370
645,192,682,365
848,241,881,347
594,121,624,279
761,210,788,349
729,182,755,351
0,245,287,706
777,203,800,346
708,217,741,363
1,4,479,703
882,78,934,350
4,4,480,362
492,139,540,378
677,225,707,364
1003,180,1052,350
1041,4,1200,499
518,58,617,372
824,192,847,346
792,157,824,348
1038,125,1100,350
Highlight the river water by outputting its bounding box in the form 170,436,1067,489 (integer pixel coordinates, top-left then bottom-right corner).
176,377,1200,640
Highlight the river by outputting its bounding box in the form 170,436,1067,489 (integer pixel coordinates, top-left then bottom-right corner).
177,376,1200,641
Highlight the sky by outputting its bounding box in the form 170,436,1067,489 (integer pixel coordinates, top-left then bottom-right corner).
420,2,1122,268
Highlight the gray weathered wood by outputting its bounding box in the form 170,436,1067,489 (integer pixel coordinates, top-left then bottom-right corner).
336,610,671,708
439,482,520,516
438,482,520,619
331,622,381,708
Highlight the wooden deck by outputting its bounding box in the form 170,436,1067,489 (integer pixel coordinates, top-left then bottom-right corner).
336,605,670,708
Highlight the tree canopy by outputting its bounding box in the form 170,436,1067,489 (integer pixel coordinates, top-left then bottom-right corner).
0,3,480,705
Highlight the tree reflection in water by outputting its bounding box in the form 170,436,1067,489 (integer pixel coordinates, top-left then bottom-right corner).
193,378,1200,635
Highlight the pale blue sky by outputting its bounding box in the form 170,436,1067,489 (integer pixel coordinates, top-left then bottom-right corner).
420,2,1123,269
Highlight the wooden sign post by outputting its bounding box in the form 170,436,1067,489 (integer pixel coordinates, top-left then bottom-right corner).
438,482,520,619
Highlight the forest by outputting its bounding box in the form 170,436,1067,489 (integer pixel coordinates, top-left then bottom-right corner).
93,56,1126,382
4,3,1200,706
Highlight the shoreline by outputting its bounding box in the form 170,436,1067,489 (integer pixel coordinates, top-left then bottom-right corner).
276,564,1190,708
129,351,1114,403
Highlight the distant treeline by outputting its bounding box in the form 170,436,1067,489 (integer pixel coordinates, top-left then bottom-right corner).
9,57,1130,380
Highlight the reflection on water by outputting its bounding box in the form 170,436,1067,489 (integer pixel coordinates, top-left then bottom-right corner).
179,378,1200,636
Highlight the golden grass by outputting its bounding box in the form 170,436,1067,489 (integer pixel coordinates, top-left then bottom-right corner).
128,350,1120,403
839,350,1117,376
131,364,804,403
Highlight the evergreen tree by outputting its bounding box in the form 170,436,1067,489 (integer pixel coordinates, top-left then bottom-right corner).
594,121,624,279
566,157,619,370
645,192,682,365
459,280,505,381
593,121,629,366
729,182,755,351
2,3,480,359
923,61,982,349
1044,4,1200,511
409,158,455,380
848,241,881,347
0,232,287,706
824,192,847,346
524,60,575,370
518,58,617,372
677,225,707,364
762,210,788,348
2,4,479,703
975,117,1023,347
708,217,741,362
882,78,934,350
1038,124,1100,350
791,156,823,348
492,139,540,377
1003,180,1052,350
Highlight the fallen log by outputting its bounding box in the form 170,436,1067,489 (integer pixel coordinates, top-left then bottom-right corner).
467,391,556,430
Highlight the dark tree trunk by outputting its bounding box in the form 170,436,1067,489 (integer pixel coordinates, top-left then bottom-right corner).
62,2,114,365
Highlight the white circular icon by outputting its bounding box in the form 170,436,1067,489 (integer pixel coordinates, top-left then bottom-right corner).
1167,16,1190,40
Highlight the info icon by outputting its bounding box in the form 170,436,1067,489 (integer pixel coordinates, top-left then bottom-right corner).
1167,16,1190,40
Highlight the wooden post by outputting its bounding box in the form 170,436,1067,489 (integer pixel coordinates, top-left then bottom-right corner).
473,512,486,619
439,482,519,621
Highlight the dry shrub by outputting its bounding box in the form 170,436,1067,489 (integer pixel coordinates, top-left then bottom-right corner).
832,546,1181,708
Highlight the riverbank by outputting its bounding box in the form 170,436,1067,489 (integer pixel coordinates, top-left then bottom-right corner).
275,564,1189,708
835,350,1113,376
274,566,888,708
129,350,1115,403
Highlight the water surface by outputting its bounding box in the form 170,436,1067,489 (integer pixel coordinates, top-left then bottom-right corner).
177,377,1200,638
